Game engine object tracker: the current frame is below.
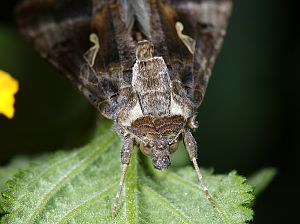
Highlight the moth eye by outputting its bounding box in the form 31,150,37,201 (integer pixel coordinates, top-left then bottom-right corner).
140,143,152,156
169,141,179,153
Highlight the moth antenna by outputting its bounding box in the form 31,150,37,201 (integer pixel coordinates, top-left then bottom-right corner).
112,163,128,217
192,157,216,208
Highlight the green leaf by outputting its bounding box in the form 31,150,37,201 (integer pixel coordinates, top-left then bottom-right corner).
247,168,277,197
0,157,30,189
0,157,32,215
1,120,254,224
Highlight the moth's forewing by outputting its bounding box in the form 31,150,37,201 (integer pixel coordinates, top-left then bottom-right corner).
16,0,127,119
16,0,93,81
166,0,233,107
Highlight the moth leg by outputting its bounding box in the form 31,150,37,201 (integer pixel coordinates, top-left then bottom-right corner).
183,128,216,208
112,136,134,216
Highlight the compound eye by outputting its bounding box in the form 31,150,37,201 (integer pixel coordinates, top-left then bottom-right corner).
140,143,152,156
169,141,179,153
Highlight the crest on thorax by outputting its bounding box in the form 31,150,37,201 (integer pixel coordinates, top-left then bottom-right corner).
16,0,233,216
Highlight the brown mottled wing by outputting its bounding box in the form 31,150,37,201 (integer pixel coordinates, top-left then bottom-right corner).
16,0,135,119
167,0,233,107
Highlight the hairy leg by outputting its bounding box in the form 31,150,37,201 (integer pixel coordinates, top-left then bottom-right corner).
183,128,216,207
112,136,134,216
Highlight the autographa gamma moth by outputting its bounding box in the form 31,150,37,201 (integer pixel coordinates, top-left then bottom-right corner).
16,0,232,216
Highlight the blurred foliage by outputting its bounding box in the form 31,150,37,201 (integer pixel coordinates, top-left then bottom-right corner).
247,168,277,197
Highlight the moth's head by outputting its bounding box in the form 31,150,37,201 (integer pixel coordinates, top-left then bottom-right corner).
140,135,180,170
131,115,185,169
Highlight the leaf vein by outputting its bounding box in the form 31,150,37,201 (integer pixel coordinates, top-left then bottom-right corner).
142,185,192,224
24,133,117,223
57,184,117,224
167,172,233,224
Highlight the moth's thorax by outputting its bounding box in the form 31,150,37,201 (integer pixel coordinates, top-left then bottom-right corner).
132,40,170,117
132,56,171,116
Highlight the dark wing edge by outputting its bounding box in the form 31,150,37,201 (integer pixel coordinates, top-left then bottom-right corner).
169,0,233,107
15,0,119,119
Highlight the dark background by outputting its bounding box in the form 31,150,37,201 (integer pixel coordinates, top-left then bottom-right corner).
0,0,299,223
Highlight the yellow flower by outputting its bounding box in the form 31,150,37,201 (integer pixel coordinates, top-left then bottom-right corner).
0,70,19,119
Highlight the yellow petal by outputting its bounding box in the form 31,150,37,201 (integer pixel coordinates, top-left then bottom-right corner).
0,70,19,119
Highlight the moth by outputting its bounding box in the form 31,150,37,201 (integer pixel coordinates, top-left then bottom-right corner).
16,0,232,216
